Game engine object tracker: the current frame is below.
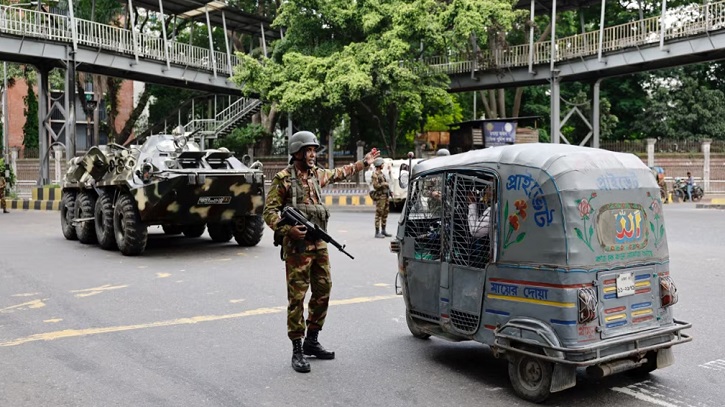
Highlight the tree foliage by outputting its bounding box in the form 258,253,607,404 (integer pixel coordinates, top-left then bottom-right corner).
22,78,39,150
233,0,517,157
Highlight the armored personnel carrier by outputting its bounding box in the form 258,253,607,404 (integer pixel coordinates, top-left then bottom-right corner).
60,133,265,256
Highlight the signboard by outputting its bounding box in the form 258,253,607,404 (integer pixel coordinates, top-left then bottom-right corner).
484,121,517,147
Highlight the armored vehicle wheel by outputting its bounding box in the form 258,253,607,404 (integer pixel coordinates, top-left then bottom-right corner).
405,310,431,339
233,215,264,247
508,347,553,403
113,193,148,256
162,225,184,235
75,191,98,244
94,193,117,250
183,224,206,238
60,190,78,240
208,222,233,242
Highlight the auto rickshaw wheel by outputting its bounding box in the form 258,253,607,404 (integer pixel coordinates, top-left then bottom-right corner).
405,310,430,339
508,347,553,403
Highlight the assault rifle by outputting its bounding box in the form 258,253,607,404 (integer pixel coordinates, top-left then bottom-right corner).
275,206,355,259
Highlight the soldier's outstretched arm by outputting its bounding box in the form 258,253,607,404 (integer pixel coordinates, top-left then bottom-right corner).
317,148,380,187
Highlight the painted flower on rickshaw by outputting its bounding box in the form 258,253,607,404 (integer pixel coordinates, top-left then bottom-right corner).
648,191,665,247
503,199,528,249
574,192,597,251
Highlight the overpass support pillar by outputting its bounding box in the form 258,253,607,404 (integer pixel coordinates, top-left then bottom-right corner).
550,73,561,144
702,139,712,193
38,66,50,185
592,79,602,149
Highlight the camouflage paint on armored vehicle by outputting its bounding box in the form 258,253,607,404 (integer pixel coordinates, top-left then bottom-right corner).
61,133,265,256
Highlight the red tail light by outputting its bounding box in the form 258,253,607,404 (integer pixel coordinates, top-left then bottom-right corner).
660,275,679,308
578,287,598,324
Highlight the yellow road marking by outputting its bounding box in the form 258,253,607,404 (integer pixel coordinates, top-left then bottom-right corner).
0,299,47,314
44,319,63,323
0,295,398,347
229,299,245,304
156,273,171,278
373,283,390,287
71,284,128,298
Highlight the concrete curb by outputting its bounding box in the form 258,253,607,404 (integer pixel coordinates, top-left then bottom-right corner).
7,194,376,212
696,203,725,209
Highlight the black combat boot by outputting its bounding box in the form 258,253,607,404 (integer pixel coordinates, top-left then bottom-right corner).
375,228,384,238
303,329,335,359
381,228,391,237
291,338,311,373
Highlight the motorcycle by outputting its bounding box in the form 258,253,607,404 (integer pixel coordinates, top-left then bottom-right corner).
673,177,704,202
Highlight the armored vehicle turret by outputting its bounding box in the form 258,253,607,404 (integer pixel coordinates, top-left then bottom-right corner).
60,133,265,256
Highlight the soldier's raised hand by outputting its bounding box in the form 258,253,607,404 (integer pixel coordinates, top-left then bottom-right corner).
364,148,381,166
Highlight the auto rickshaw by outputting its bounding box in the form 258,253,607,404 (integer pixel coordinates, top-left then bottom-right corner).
390,144,691,403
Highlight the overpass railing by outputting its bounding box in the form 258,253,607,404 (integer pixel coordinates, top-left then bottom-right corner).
2,2,725,82
0,5,237,76
425,0,725,75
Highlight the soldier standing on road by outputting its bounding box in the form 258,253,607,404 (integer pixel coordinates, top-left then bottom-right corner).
263,131,379,373
0,173,8,213
371,158,391,238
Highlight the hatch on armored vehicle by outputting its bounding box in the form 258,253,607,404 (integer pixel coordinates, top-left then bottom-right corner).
60,134,265,256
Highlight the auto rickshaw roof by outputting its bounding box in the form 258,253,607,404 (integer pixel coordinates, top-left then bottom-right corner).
412,143,647,179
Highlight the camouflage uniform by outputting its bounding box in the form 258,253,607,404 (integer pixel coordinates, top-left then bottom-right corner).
371,168,390,233
0,175,7,213
263,160,366,340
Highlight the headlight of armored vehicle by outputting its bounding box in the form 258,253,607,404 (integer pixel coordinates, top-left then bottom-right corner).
138,162,154,183
174,135,187,150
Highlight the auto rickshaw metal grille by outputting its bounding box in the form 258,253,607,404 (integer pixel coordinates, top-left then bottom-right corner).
450,309,479,333
404,173,494,266
404,176,445,260
442,174,494,269
410,309,440,322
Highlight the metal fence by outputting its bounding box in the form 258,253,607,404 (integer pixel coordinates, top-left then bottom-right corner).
600,139,725,154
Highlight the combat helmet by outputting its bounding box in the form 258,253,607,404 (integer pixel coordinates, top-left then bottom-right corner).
436,148,450,156
289,131,320,155
373,158,385,167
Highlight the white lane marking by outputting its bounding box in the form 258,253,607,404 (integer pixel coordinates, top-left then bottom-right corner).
612,386,680,407
613,380,710,407
699,359,725,371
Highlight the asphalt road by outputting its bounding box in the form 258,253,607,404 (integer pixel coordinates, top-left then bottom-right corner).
0,203,723,407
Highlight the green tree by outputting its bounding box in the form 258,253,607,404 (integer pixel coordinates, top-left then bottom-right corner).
22,77,39,151
233,0,517,157
634,68,725,140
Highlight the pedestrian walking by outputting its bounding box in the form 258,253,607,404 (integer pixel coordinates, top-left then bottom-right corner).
263,130,379,373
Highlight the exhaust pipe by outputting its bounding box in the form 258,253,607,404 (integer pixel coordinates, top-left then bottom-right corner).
586,358,647,379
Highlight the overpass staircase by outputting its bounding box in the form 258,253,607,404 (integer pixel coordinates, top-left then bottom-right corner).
184,97,262,142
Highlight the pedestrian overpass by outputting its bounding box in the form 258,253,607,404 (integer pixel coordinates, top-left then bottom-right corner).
2,0,725,182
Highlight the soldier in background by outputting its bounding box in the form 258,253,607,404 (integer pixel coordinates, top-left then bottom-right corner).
371,158,391,238
263,130,379,373
0,173,8,213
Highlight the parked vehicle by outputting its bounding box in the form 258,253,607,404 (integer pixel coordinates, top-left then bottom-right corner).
365,156,423,211
60,133,265,256
390,143,691,403
672,177,704,202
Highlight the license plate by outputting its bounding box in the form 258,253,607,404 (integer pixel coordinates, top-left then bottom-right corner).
616,272,635,297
